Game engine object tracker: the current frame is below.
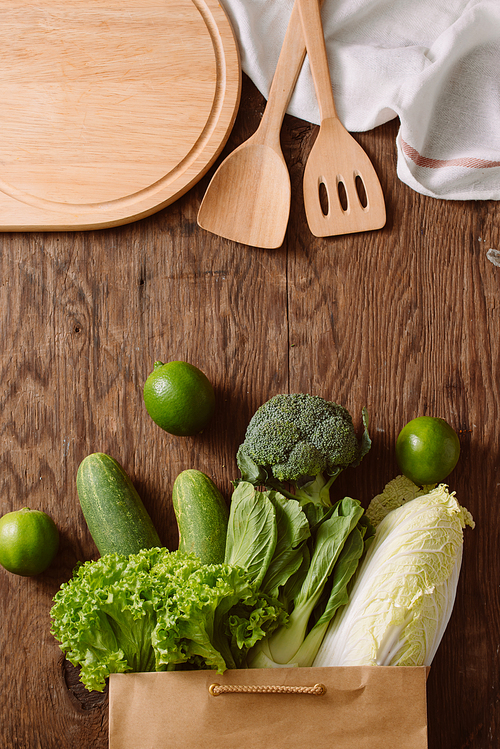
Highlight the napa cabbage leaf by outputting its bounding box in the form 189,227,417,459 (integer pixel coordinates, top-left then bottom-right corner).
365,473,436,528
313,483,474,668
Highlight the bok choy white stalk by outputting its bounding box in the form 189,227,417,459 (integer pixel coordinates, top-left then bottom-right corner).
313,482,474,668
224,482,371,668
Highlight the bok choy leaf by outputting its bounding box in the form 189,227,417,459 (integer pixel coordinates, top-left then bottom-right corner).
248,496,365,668
224,482,278,587
224,483,368,669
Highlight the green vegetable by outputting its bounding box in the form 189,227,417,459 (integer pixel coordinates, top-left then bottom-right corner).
236,393,371,509
76,453,161,556
224,482,370,668
313,483,475,668
50,547,287,692
172,469,229,564
365,474,436,528
225,482,311,596
224,482,280,587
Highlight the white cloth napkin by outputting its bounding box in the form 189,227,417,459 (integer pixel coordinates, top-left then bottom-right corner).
220,0,500,201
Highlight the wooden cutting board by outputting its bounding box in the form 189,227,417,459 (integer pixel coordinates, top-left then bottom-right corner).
0,0,241,231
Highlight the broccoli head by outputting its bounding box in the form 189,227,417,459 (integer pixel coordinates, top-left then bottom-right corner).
237,393,371,508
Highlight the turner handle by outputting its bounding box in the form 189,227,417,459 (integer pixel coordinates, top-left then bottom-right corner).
260,0,326,143
297,0,337,122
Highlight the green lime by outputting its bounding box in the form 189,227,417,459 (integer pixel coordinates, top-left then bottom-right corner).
143,360,216,436
0,508,59,576
396,416,460,486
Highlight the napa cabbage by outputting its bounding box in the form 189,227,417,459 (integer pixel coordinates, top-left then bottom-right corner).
365,473,437,528
313,483,474,668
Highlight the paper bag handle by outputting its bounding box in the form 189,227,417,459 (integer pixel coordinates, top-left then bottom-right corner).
209,683,326,696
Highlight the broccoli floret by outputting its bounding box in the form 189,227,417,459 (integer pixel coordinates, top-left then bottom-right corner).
245,419,301,466
272,441,326,483
311,415,360,471
237,393,371,508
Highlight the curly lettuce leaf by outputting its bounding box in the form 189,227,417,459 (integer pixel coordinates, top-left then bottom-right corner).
51,549,162,691
151,558,286,672
50,547,285,692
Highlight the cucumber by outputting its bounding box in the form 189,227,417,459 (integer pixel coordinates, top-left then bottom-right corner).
76,453,161,557
172,469,228,564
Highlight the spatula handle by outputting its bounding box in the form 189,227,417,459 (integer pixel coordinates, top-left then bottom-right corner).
297,0,338,122
260,0,325,142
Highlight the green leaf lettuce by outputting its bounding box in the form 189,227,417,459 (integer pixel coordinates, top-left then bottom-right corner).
50,547,286,692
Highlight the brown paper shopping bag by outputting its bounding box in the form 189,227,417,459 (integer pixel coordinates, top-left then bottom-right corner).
109,665,428,749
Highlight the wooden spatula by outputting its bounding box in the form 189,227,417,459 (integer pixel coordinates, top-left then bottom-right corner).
297,0,386,237
197,1,313,249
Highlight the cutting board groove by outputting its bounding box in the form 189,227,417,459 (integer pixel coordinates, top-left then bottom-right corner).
0,0,241,230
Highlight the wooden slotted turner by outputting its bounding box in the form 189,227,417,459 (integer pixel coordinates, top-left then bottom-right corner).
197,1,314,249
297,0,386,237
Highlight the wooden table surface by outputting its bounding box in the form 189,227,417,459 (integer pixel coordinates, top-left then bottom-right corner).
1,74,499,749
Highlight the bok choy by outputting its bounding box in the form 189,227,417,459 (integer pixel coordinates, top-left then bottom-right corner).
224,482,372,668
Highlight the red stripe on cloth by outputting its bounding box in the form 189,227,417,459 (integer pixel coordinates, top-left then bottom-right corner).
401,138,500,169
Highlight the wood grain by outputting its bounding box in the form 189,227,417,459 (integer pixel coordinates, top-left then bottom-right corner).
0,0,241,230
1,74,499,748
296,0,385,237
197,0,309,248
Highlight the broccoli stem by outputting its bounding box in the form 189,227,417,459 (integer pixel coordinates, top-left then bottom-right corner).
293,470,343,507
